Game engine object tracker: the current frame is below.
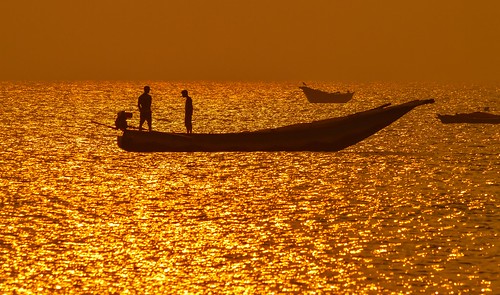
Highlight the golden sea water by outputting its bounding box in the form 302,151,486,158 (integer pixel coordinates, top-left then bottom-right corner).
0,81,498,294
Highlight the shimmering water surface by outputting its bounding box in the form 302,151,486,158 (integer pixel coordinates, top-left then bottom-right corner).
0,81,498,294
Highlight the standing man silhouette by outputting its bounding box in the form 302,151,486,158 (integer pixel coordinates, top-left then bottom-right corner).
181,90,193,133
138,86,152,131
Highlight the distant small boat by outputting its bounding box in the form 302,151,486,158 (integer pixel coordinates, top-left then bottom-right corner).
299,83,354,103
437,112,500,124
117,99,435,152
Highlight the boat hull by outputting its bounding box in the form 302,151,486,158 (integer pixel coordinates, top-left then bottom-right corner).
118,99,435,152
437,112,500,124
299,86,354,103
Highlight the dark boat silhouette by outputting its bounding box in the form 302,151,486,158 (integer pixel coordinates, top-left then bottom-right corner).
117,99,435,152
437,112,500,124
299,83,354,103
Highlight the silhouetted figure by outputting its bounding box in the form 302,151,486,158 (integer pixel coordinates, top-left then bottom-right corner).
181,90,193,133
138,86,152,131
115,111,132,131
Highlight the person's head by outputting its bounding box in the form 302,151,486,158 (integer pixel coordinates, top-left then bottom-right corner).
144,86,150,93
181,90,188,97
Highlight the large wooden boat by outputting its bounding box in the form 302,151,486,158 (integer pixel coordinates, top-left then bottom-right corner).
117,99,435,152
437,112,500,124
299,84,354,103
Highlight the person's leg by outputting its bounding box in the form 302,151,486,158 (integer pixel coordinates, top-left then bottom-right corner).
139,116,145,131
147,113,152,131
186,116,192,133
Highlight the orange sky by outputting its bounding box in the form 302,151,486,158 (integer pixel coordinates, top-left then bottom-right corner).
1,0,499,82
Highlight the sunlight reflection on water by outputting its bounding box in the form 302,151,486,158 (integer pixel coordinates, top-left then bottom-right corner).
0,81,498,293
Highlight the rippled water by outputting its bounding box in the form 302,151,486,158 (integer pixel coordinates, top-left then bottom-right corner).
0,81,498,294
